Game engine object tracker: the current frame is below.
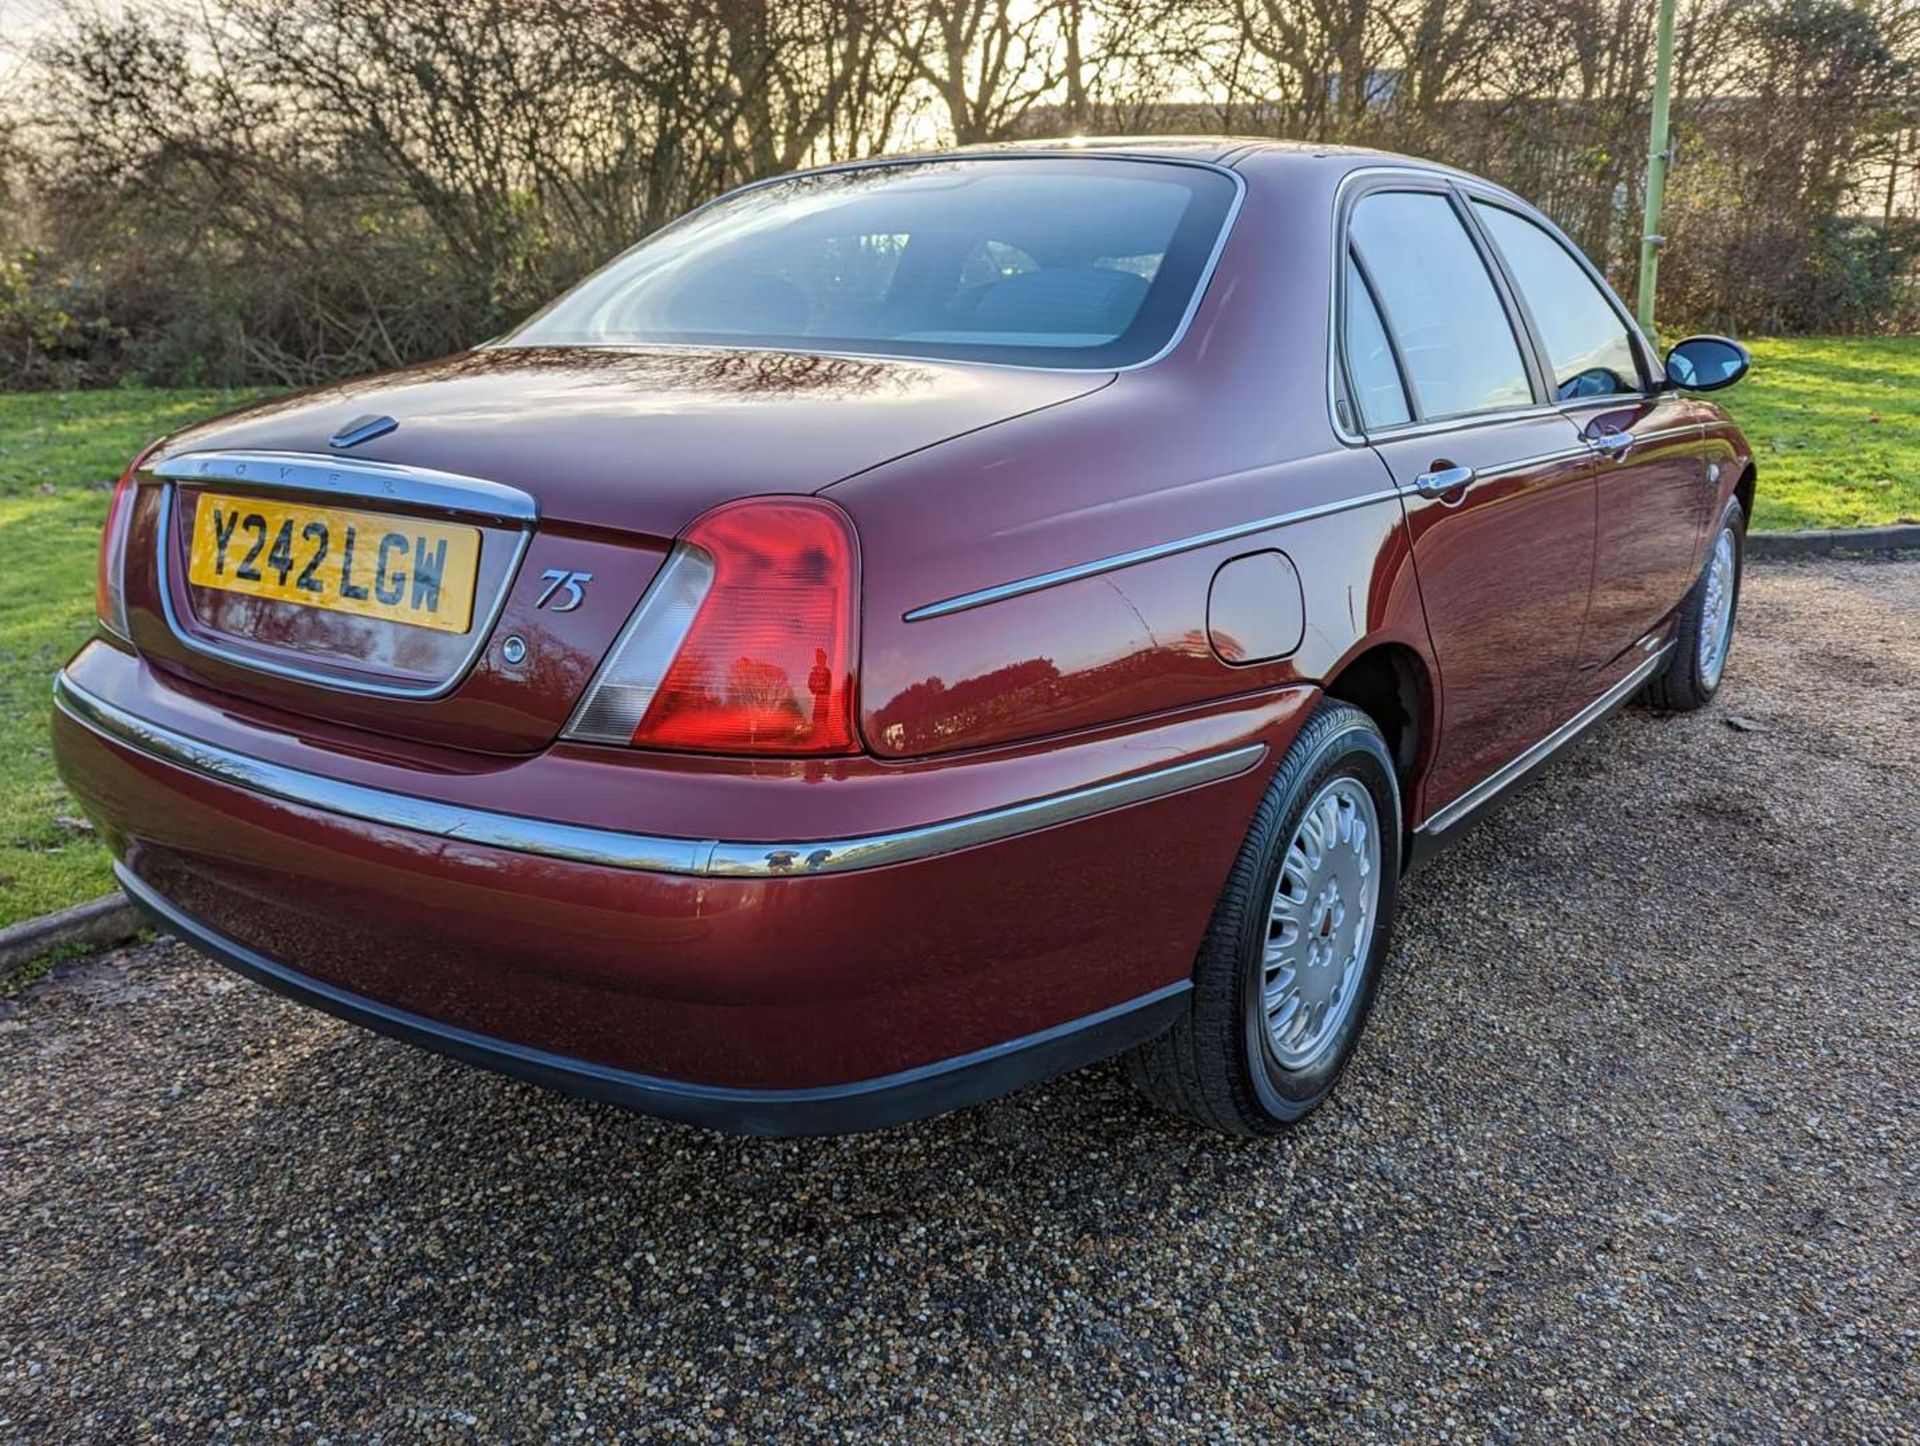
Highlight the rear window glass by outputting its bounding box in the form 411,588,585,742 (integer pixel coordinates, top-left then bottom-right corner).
504,159,1239,369
1349,190,1534,420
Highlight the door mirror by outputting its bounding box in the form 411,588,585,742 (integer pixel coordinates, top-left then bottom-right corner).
1664,335,1750,391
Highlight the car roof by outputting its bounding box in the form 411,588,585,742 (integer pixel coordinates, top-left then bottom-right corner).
796,135,1462,179
944,135,1267,163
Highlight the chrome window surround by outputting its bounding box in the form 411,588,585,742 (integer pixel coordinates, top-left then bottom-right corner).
1327,167,1544,445
1416,640,1673,836
903,485,1403,622
54,668,1266,878
1326,165,1668,449
1463,194,1666,395
494,152,1248,378
146,450,536,702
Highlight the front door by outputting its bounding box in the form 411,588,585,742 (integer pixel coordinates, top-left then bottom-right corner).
1340,185,1597,820
1465,199,1714,674
1573,396,1710,670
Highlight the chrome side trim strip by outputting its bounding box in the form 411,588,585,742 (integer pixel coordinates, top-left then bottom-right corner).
903,487,1402,622
54,671,1266,878
1607,423,1701,447
706,746,1264,876
55,670,705,875
1416,642,1673,836
151,450,539,523
1468,444,1596,483
1395,433,1694,500
149,484,532,702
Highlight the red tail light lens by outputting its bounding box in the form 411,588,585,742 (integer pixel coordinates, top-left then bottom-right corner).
566,497,860,755
638,499,858,753
95,448,153,639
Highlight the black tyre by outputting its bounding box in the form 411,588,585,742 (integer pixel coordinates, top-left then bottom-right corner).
1129,701,1401,1135
1645,495,1745,712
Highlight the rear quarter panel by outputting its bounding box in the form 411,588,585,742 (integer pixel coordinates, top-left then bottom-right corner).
830,151,1435,761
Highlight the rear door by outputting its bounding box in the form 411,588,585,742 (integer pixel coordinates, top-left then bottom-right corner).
1466,197,1712,678
1338,182,1597,817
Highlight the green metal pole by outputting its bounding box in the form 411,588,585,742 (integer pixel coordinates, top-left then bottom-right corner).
1637,0,1679,331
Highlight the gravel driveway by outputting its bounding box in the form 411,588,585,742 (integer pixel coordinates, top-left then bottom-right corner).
3,557,1917,1442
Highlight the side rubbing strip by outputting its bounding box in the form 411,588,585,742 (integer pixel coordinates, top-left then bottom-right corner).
904,488,1402,622
54,671,1265,879
704,747,1265,876
1416,642,1673,837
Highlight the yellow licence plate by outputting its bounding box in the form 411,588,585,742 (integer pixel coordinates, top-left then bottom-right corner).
187,492,481,634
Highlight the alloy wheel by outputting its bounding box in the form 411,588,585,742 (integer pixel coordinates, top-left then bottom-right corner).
1698,524,1738,689
1262,776,1382,1070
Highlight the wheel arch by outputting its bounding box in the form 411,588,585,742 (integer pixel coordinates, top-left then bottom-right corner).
1321,641,1435,853
1733,463,1757,524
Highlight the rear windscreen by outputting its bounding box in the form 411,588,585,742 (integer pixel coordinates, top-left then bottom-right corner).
503,158,1239,369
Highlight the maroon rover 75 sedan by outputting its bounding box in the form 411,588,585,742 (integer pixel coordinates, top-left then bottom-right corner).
54,139,1755,1136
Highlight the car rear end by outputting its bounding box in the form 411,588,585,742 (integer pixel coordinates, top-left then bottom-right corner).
58,432,1290,1130
52,151,1294,1133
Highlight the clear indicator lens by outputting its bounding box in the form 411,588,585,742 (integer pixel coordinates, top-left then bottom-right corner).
563,546,716,744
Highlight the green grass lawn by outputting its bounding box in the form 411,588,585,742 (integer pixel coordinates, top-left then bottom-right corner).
0,338,1915,930
1720,336,1920,531
0,388,273,929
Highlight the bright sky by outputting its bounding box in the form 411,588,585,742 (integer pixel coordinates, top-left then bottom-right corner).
0,0,58,96
0,0,63,45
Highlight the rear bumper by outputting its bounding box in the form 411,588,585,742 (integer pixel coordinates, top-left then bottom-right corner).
54,643,1310,1132
117,864,1189,1135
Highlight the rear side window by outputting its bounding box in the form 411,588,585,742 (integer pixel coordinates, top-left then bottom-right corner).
1348,191,1533,421
1342,255,1411,428
505,158,1239,370
1473,202,1644,400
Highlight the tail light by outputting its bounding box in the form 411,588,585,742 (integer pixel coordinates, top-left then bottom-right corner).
565,497,860,755
96,444,157,640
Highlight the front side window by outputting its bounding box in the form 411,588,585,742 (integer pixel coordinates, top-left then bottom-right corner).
505,159,1239,369
1473,202,1643,400
1348,190,1533,421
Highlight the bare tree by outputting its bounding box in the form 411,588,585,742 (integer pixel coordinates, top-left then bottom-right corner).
7,0,1917,387
891,0,1067,144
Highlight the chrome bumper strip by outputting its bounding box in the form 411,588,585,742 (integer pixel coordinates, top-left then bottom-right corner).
1416,641,1673,837
54,671,1265,878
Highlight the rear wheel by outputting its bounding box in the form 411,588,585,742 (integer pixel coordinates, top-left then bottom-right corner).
1128,701,1401,1135
1645,495,1745,712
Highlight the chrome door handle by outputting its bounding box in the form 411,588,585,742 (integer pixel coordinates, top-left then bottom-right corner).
1592,430,1635,459
1412,464,1476,498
